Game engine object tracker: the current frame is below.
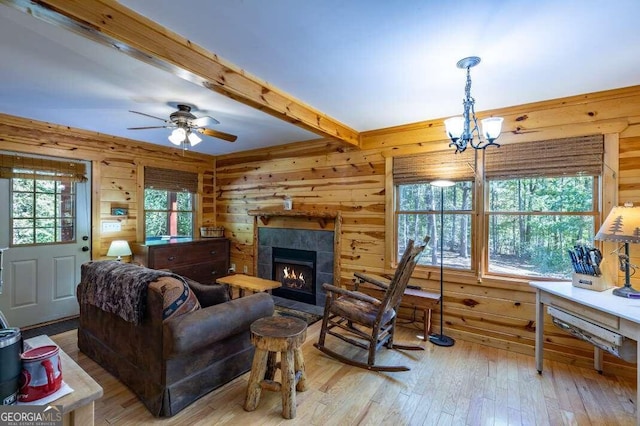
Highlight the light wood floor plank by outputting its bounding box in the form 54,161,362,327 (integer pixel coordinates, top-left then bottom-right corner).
48,320,636,425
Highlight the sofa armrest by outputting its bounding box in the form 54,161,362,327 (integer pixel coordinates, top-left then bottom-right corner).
163,292,274,358
184,278,229,307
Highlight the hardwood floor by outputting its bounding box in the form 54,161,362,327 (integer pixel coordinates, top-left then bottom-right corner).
50,322,636,425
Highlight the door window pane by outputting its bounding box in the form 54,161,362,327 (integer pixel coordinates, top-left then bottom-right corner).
11,177,76,246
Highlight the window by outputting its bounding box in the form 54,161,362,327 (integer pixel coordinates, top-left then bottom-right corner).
397,181,473,269
487,176,596,278
2,154,86,246
144,189,194,238
391,135,604,280
393,149,476,270
11,176,76,245
484,134,603,279
143,167,198,240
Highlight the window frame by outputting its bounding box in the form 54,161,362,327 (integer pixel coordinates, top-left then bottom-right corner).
388,136,607,283
143,188,195,240
10,175,77,247
395,180,476,271
483,175,600,280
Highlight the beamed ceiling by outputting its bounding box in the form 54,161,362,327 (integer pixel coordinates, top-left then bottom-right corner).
1,0,640,155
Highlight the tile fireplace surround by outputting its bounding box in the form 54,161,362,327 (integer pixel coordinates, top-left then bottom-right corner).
257,227,334,306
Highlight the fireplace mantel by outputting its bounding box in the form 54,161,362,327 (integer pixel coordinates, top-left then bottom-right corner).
248,208,339,229
250,207,342,289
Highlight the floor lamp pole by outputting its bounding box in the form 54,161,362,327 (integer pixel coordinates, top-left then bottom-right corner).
429,181,455,347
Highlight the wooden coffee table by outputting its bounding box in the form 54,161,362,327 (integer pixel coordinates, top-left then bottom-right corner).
216,274,281,298
24,334,103,426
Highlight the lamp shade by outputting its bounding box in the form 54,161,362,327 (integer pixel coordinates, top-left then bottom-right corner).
107,240,132,258
595,204,640,243
187,131,202,146
481,117,503,141
431,179,455,188
444,116,464,140
168,127,186,145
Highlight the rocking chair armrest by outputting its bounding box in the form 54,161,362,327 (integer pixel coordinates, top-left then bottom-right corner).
353,272,390,291
322,283,382,306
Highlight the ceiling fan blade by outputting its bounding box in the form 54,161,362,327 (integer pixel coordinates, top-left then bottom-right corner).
198,127,238,142
129,110,170,123
191,115,220,127
127,125,173,130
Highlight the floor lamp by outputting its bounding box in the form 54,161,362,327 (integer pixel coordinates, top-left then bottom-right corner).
429,179,455,347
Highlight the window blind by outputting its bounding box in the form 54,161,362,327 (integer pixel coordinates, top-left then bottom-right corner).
0,154,87,182
393,148,476,184
144,167,198,193
484,134,604,179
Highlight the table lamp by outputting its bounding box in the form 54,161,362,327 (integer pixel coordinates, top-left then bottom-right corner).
595,202,640,297
107,240,132,261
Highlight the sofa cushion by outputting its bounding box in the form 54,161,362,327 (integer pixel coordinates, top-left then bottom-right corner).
149,277,200,321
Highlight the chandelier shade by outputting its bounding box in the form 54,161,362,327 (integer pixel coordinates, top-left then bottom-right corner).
444,56,503,154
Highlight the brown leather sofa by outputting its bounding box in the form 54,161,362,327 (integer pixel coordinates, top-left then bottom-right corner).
76,261,274,417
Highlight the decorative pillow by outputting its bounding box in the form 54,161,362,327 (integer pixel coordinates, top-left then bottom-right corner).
149,276,201,321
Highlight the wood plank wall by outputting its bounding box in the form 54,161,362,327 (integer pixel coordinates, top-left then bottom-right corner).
217,85,640,378
0,113,216,259
2,85,640,378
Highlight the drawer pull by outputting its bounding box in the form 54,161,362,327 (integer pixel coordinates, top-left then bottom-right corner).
210,251,217,255
167,256,176,261
211,271,217,275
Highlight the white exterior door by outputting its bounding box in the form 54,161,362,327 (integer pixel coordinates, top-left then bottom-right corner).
0,159,91,328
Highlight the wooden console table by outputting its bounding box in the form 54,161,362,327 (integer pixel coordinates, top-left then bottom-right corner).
530,281,640,424
217,273,281,298
24,335,103,426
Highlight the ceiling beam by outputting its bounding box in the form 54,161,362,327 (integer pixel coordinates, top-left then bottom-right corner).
2,0,360,147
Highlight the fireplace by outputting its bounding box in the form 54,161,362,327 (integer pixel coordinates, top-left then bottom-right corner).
272,247,316,305
257,227,334,306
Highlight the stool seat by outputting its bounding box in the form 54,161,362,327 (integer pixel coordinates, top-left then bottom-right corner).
244,316,308,419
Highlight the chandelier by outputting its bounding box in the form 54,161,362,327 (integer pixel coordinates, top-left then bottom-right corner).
444,56,503,154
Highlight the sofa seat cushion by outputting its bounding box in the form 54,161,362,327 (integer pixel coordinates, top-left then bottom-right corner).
149,277,200,321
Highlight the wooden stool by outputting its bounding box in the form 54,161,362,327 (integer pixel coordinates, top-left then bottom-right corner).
244,316,308,419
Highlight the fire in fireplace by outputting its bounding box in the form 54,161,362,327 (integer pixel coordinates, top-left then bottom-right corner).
272,247,316,305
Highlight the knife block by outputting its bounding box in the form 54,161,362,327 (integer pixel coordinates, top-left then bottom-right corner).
572,261,613,291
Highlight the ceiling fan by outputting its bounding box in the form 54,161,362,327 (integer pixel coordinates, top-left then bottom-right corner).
127,104,237,150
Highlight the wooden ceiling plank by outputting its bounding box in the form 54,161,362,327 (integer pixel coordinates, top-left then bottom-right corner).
3,0,359,146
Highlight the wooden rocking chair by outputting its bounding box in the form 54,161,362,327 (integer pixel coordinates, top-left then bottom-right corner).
314,236,430,372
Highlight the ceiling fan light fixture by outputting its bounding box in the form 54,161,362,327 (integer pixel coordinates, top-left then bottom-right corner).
128,105,237,148
168,127,186,145
187,131,202,146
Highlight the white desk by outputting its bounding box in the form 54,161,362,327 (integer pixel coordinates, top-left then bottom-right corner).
530,281,640,424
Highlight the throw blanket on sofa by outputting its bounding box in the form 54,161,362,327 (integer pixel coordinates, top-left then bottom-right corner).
80,261,184,324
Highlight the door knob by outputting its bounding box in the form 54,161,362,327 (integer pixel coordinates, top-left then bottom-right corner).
81,246,89,252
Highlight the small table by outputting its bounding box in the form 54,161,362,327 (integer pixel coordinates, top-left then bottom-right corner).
244,316,308,419
216,274,281,299
354,272,441,340
24,335,103,426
